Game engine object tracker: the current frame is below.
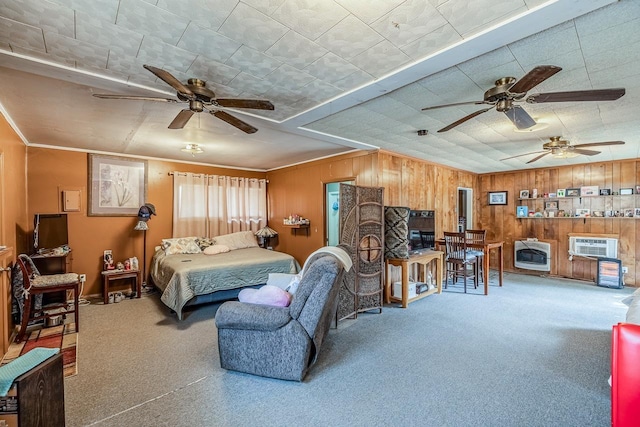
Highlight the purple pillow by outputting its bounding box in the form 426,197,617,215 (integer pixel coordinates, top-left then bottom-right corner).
238,285,292,307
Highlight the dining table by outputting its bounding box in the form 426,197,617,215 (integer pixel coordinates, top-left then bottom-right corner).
435,237,504,295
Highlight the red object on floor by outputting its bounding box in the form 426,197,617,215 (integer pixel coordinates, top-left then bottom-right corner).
611,322,640,426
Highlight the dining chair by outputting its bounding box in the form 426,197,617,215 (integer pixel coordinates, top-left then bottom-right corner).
443,231,478,293
14,254,80,343
465,229,487,284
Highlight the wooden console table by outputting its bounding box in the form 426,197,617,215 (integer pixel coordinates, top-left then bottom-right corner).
385,250,444,308
101,269,141,304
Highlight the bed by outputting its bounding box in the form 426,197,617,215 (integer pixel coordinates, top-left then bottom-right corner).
150,237,300,319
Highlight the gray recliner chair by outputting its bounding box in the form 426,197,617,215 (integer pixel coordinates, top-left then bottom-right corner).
215,253,345,381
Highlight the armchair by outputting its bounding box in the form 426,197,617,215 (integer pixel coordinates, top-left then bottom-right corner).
215,253,345,381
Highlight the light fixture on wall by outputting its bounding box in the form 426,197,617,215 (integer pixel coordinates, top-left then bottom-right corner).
181,143,203,156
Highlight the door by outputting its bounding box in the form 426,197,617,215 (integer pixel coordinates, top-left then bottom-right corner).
325,180,354,246
457,187,473,231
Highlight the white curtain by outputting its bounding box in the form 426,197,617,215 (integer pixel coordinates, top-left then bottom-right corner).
173,172,267,238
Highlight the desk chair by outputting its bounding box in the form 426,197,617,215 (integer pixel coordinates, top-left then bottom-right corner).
15,254,80,343
465,229,487,283
443,232,478,293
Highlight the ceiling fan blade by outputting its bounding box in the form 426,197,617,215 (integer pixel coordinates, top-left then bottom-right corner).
526,88,625,103
168,109,194,129
508,65,562,94
212,111,258,134
527,152,551,164
572,140,625,148
437,107,493,132
93,94,179,103
143,65,194,97
572,148,601,156
216,99,275,110
422,100,489,111
504,106,537,130
500,150,547,161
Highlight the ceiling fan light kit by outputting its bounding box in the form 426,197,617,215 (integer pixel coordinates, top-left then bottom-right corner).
93,65,274,133
181,144,203,156
500,136,626,164
421,65,625,133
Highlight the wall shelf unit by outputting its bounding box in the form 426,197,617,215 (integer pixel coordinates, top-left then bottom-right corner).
283,223,310,236
516,192,639,220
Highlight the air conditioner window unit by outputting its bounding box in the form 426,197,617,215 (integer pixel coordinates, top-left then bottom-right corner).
569,236,618,258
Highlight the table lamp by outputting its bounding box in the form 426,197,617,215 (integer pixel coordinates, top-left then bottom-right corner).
255,226,278,249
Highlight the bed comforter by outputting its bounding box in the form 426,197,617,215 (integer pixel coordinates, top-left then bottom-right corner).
150,247,300,319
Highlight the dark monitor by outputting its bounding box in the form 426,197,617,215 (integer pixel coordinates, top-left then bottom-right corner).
34,213,68,253
408,210,435,250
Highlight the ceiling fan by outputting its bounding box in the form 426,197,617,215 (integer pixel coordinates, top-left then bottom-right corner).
421,65,625,133
501,136,625,164
93,65,274,133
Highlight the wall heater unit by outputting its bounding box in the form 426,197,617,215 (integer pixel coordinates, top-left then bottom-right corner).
569,236,618,258
514,241,551,272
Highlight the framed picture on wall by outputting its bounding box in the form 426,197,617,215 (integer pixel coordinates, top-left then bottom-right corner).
545,201,559,210
88,154,148,216
488,191,508,205
566,188,580,197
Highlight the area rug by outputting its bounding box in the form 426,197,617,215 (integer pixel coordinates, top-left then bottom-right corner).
1,322,78,377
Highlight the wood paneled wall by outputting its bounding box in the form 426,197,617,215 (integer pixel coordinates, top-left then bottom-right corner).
267,150,477,265
479,160,640,285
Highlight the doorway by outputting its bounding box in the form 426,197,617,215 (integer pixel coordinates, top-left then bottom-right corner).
457,187,473,231
325,180,354,246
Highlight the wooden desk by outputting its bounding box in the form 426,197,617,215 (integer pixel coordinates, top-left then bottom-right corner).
436,239,504,295
101,269,141,304
385,250,444,308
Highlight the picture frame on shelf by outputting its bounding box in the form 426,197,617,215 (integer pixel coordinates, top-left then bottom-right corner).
545,201,559,210
599,188,611,196
519,189,530,199
592,210,604,217
635,208,640,218
636,186,640,195
488,191,508,205
566,188,580,197
620,188,634,196
556,189,566,197
625,208,634,218
88,154,148,216
580,185,599,197
516,206,529,218
576,208,590,217
548,192,556,198
532,188,538,198
103,249,115,271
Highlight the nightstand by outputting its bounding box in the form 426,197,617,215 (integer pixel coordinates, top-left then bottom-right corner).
101,269,142,304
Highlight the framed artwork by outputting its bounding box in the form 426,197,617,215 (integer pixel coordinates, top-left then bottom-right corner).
88,154,148,216
488,191,508,205
635,208,640,218
556,189,566,197
545,201,559,210
625,208,634,218
580,185,599,197
636,186,640,195
516,206,529,217
548,192,556,198
566,188,580,197
103,249,114,271
599,188,611,196
620,188,634,195
576,208,590,217
519,189,529,199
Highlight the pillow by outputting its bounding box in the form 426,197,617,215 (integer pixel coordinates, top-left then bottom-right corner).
213,231,258,251
161,237,202,255
238,285,291,307
195,237,215,251
203,244,230,255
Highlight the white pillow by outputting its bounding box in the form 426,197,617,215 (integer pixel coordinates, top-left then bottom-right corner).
203,244,230,255
161,237,202,255
213,231,258,251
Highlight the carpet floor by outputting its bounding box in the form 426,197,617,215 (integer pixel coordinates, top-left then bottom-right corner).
63,273,633,427
1,322,78,377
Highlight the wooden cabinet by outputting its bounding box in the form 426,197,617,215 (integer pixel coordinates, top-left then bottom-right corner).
30,251,72,274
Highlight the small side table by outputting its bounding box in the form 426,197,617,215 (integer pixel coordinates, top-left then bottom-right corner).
101,269,142,304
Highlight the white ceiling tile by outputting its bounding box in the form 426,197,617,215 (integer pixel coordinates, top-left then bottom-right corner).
436,0,525,37
116,0,190,45
509,22,580,69
8,44,76,67
331,68,373,90
44,32,109,69
272,0,349,41
574,1,640,37
304,52,361,84
371,0,447,48
136,36,198,73
315,15,384,60
584,40,640,74
178,22,241,64
265,30,328,70
228,71,273,96
225,45,282,79
400,23,462,61
0,0,74,37
265,64,315,90
187,56,241,86
298,79,343,102
50,0,120,22
335,0,404,25
155,0,238,30
218,2,289,52
457,47,516,77
349,40,412,78
75,12,143,57
0,16,45,52
238,0,285,16
580,18,640,59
